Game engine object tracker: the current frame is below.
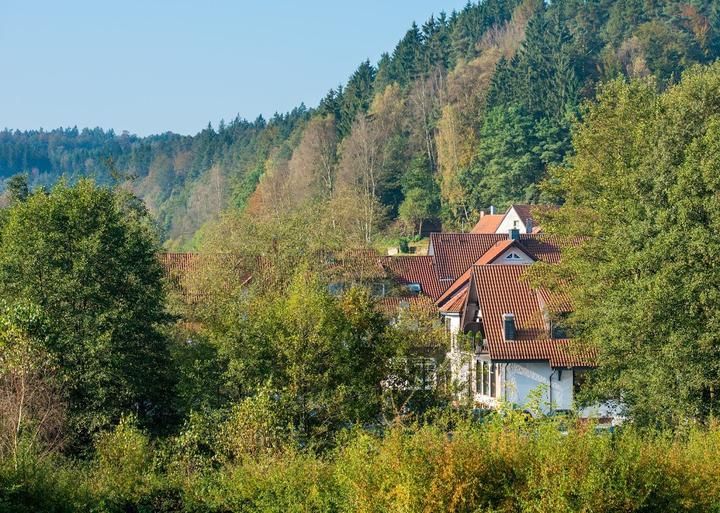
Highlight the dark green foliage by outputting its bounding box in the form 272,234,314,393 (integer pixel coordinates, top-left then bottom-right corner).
422,13,452,71
450,0,520,63
635,19,704,83
0,180,174,443
540,63,720,426
4,173,29,203
461,105,545,209
388,23,424,85
457,0,720,215
206,271,396,446
399,154,441,235
338,60,376,136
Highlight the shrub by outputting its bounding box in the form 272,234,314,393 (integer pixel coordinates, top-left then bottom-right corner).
4,412,720,512
89,415,162,512
0,452,90,513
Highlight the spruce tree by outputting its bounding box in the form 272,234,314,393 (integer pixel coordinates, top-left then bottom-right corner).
338,61,376,136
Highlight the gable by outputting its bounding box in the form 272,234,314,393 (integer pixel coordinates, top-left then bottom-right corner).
496,206,526,235
496,247,534,264
471,265,595,368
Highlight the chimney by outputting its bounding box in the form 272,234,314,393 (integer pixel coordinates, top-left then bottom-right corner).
509,228,520,241
480,210,485,218
490,205,496,215
525,218,533,234
503,313,516,341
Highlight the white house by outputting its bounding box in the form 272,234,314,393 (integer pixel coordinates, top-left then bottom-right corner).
471,204,551,235
436,230,599,415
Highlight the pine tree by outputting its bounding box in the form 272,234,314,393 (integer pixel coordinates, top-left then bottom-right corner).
390,23,424,85
5,173,29,203
338,61,376,136
422,12,451,72
374,53,393,91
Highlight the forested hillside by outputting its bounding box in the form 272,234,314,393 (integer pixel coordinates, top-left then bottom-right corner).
2,0,719,248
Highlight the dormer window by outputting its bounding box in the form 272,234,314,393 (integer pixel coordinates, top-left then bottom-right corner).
551,312,571,339
407,283,422,294
328,283,345,295
505,252,521,260
370,282,387,298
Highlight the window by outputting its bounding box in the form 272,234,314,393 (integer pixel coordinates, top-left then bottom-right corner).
476,361,484,394
505,252,522,260
573,369,587,396
476,361,498,398
385,356,437,390
413,357,436,390
407,283,422,294
370,282,387,298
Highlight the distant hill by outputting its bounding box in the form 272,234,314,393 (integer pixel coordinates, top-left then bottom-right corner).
2,0,719,248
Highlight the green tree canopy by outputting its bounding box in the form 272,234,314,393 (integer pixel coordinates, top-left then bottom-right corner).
461,105,543,210
399,154,440,236
207,270,395,446
5,173,29,204
540,64,720,426
0,179,173,443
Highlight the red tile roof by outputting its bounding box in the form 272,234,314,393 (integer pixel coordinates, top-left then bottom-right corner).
435,239,540,312
158,253,254,300
471,214,504,234
439,286,468,314
475,239,531,265
159,252,444,313
436,239,536,312
472,265,595,368
378,295,437,316
435,264,475,308
429,233,570,282
380,255,445,300
431,233,506,281
159,252,202,294
488,339,593,368
159,252,201,274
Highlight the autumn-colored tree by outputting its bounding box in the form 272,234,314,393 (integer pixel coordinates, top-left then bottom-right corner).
436,104,476,229
335,119,387,242
0,301,65,465
436,0,536,229
286,115,338,203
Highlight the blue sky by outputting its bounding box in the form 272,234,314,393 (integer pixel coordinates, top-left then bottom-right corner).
1,1,469,136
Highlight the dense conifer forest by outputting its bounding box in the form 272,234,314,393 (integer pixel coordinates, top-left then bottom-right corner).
4,0,720,247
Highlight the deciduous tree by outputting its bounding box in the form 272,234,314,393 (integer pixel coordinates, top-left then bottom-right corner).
0,180,174,442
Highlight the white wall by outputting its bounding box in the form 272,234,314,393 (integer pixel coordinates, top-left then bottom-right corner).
496,207,526,235
579,402,625,422
443,313,585,415
446,314,461,338
503,362,574,412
